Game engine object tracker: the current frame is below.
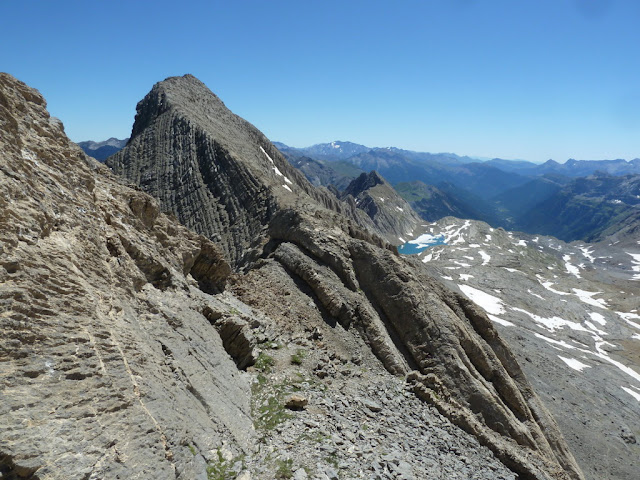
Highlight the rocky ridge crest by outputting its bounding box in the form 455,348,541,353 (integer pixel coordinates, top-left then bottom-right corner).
1,73,583,480
107,75,385,267
107,75,584,480
340,171,424,244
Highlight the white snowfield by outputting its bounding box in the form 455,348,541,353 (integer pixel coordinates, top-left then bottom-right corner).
458,284,505,316
621,386,640,402
627,252,640,280
589,312,607,326
408,233,444,248
563,255,581,278
572,289,608,309
412,218,640,402
558,356,591,372
260,146,294,191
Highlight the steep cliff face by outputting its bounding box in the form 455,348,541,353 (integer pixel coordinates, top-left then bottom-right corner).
107,75,382,267
0,73,253,479
341,171,424,244
106,75,585,480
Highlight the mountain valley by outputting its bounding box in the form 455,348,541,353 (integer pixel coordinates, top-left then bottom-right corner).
412,217,640,480
277,142,640,244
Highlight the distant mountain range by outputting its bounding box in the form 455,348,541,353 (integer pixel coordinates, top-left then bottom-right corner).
276,141,640,242
274,141,371,162
77,136,640,242
518,173,640,242
485,157,640,177
77,137,128,161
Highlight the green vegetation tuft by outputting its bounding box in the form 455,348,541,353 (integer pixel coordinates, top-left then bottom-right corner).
275,458,294,479
206,449,245,480
290,349,306,365
256,395,293,431
254,352,275,373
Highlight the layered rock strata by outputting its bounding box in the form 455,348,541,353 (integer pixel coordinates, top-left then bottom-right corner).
267,209,582,480
107,75,383,267
0,73,254,479
106,74,585,480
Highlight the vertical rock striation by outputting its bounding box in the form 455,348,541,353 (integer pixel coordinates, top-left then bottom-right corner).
108,75,384,267
267,209,583,480
1,72,585,480
0,73,253,479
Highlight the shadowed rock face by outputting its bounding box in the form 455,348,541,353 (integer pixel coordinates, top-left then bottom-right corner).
108,75,384,267
1,73,584,480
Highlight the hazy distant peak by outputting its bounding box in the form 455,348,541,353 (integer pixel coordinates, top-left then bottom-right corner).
77,137,129,161
77,137,128,149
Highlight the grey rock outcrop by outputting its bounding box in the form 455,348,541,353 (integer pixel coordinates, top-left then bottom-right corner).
0,73,254,479
1,72,586,480
107,74,584,480
268,209,583,480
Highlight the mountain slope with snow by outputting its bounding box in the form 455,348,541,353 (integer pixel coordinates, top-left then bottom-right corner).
413,218,640,480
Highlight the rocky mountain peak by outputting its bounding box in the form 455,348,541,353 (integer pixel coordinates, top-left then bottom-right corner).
342,170,386,196
130,74,225,139
2,73,587,480
109,75,389,267
340,170,425,244
108,74,585,480
1,73,252,479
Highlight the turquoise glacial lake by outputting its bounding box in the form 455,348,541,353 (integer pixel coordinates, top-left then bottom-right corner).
398,234,446,255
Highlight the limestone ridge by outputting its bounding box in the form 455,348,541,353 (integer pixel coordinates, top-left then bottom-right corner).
341,170,424,244
107,75,385,267
0,73,252,478
2,73,527,480
267,210,583,480
110,75,584,480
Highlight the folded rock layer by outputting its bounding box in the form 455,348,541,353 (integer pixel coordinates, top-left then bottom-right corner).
107,74,584,480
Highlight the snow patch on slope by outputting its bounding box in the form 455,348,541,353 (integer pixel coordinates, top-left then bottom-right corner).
558,356,590,372
458,285,505,316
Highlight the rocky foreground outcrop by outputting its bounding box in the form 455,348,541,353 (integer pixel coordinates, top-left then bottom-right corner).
102,74,585,480
0,73,255,478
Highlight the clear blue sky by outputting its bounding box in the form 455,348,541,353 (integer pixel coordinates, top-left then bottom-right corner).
1,0,639,162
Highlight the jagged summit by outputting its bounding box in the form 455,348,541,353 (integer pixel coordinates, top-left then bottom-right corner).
109,74,387,266
342,170,386,193
130,75,227,139
341,171,425,244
